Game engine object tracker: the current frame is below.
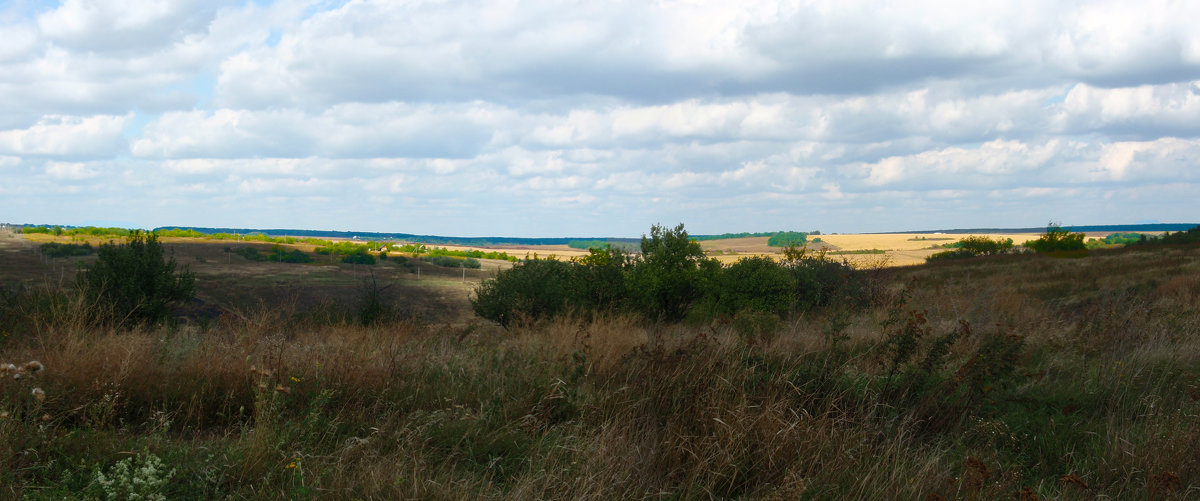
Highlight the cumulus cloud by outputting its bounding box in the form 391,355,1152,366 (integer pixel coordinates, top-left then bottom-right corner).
0,114,129,156
1057,81,1200,138
0,0,311,123
2,0,1198,235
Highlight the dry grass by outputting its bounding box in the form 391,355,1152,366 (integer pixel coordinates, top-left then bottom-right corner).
1,240,1199,499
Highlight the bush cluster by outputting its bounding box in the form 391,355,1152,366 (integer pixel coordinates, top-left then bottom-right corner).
77,232,195,326
1026,223,1086,253
235,245,314,263
422,256,482,269
273,248,313,263
341,252,376,265
39,242,94,258
471,224,867,326
233,246,266,261
927,236,1014,261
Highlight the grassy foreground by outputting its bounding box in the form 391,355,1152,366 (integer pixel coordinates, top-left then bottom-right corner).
2,245,1199,499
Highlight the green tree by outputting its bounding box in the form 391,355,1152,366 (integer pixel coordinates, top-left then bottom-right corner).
79,231,195,326
629,223,717,321
767,231,807,247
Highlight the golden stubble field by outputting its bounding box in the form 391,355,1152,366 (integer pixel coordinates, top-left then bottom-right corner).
695,233,1042,267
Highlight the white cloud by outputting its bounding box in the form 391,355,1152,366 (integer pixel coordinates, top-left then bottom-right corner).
45,160,100,180
850,137,1200,192
133,102,510,159
1057,81,1200,136
0,114,129,156
0,0,312,124
36,0,221,52
1,0,1199,236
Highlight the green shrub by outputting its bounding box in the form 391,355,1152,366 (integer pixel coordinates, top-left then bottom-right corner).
267,244,312,263
233,246,266,261
78,232,195,326
471,225,870,327
926,249,977,261
39,242,94,258
1026,223,1086,253
783,247,867,310
422,255,481,269
714,256,796,316
957,235,1013,255
569,245,632,314
341,252,376,265
927,236,1013,262
471,258,576,327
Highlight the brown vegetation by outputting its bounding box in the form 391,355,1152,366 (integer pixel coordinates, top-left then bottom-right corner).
1,229,1198,498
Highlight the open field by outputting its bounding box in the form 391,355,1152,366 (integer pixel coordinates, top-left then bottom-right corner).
2,225,1198,498
15,228,1143,270
696,233,1044,266
2,229,512,324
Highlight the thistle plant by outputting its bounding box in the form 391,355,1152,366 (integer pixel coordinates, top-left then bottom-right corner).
1,360,47,421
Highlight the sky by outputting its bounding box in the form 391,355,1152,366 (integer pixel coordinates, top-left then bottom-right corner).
1,0,1198,237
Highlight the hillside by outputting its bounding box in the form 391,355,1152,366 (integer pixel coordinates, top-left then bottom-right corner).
1,227,1198,498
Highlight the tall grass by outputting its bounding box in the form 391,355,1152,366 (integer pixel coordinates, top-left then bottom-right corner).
1,244,1198,498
